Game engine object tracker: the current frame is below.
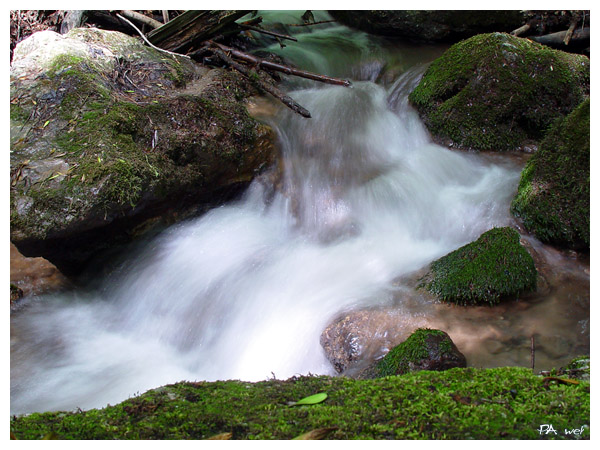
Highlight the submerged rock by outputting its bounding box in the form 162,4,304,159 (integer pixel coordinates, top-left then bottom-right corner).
418,227,538,306
329,11,524,42
320,308,429,374
408,32,589,151
511,99,590,251
10,28,276,275
374,328,466,377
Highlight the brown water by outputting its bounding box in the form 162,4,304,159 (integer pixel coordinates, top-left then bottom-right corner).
405,238,589,372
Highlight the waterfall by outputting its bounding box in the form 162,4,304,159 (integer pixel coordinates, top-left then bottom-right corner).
11,15,526,415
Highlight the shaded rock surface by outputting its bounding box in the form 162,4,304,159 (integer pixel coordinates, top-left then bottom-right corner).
329,10,525,42
408,32,589,152
511,99,590,251
10,28,277,275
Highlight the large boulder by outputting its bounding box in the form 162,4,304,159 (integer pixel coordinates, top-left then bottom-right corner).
511,99,590,250
10,28,276,275
418,227,537,306
329,11,524,42
408,32,589,152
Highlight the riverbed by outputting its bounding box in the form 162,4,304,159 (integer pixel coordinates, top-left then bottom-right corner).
10,11,589,415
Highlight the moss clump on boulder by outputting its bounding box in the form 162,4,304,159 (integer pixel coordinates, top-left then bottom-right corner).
10,366,589,439
420,227,537,305
511,99,589,250
376,328,466,377
10,29,276,275
408,32,589,151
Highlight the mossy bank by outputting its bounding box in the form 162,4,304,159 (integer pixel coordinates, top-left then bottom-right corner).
419,227,537,305
10,366,589,440
10,28,276,275
408,32,589,151
511,99,590,250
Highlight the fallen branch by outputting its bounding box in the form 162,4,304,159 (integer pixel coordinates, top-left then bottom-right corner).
240,24,297,42
563,13,581,45
528,27,590,48
115,13,190,59
210,41,352,87
119,10,162,30
530,335,535,371
510,23,531,37
147,10,250,54
287,20,336,27
210,46,311,118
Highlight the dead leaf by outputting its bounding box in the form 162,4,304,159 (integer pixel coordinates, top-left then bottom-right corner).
206,432,232,440
293,427,338,440
543,377,580,388
450,393,472,405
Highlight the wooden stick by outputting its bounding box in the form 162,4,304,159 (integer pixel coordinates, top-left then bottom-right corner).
115,13,190,59
287,20,336,27
563,15,579,45
210,41,351,87
511,23,531,36
147,10,250,54
240,17,263,26
529,27,590,48
162,10,169,24
210,46,311,118
530,336,535,370
239,24,298,42
119,10,162,29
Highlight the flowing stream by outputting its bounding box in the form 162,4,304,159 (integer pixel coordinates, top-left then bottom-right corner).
10,12,589,415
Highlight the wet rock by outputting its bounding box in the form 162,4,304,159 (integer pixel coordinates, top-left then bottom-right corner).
10,242,71,303
537,334,572,360
558,356,590,381
329,11,524,43
408,33,589,152
320,308,429,374
10,28,277,275
374,328,466,377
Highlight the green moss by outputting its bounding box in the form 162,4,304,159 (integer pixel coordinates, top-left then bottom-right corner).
421,227,537,305
47,54,86,77
409,33,589,151
9,367,589,440
376,328,449,376
511,99,589,250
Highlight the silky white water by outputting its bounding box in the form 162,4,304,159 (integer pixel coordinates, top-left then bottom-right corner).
11,15,525,415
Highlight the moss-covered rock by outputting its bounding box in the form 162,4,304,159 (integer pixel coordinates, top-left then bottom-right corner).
10,29,276,275
419,227,537,305
329,11,525,42
511,99,589,250
376,328,466,377
9,366,589,439
408,32,589,151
